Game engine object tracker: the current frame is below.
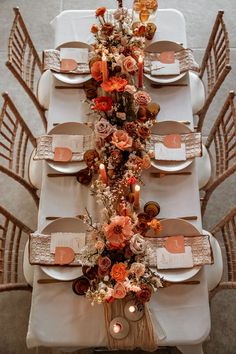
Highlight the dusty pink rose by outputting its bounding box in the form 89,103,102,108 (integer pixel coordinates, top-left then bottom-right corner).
113,282,127,299
123,56,137,72
98,256,112,272
124,84,136,95
112,130,133,151
134,91,152,106
104,215,134,250
116,112,126,120
142,154,151,169
95,118,114,139
95,240,105,251
130,262,145,277
130,233,147,254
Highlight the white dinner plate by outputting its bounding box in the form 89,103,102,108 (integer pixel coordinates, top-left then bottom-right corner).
47,122,92,173
41,217,86,281
144,40,186,84
54,41,92,84
151,120,193,172
148,218,201,282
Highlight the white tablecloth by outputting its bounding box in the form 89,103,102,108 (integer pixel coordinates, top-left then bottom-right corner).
26,9,210,352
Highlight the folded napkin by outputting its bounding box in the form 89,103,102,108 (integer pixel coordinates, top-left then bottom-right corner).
147,234,213,269
144,48,200,76
149,132,202,161
29,232,86,265
43,49,90,74
33,134,94,162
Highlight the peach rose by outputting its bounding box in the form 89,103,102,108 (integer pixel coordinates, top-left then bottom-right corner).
134,91,152,106
91,61,103,82
111,263,127,282
130,262,145,277
142,154,151,169
113,282,127,299
112,130,133,151
123,56,137,72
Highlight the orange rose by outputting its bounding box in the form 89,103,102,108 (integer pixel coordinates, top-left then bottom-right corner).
113,282,127,299
111,130,133,151
91,61,103,82
95,7,106,17
110,263,127,282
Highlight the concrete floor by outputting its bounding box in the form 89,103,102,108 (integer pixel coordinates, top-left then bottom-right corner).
0,0,235,353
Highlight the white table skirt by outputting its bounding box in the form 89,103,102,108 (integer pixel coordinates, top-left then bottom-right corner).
26,8,211,350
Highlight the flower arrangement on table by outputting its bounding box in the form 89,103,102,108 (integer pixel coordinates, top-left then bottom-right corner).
77,2,163,307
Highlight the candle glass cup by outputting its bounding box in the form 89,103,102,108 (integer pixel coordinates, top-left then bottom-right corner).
132,0,158,24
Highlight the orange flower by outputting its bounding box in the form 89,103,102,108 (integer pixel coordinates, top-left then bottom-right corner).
101,76,128,92
104,215,134,250
91,24,99,33
113,282,127,299
92,96,113,111
147,218,162,234
91,61,103,82
111,263,127,282
95,7,106,17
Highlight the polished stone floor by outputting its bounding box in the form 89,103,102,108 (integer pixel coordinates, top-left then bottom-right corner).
0,1,235,353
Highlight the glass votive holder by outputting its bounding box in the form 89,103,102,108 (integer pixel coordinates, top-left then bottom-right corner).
124,300,145,321
109,317,130,339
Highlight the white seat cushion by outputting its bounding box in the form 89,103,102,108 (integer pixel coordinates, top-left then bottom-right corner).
28,148,43,190
23,240,34,287
189,71,205,115
37,69,52,109
203,230,223,291
196,144,212,189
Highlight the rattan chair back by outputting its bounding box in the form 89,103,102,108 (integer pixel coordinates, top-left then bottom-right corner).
210,206,236,297
201,91,236,215
0,205,32,292
197,10,231,131
5,7,47,130
0,92,39,206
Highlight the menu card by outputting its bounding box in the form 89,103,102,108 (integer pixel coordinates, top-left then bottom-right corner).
155,134,186,161
50,232,86,254
52,135,84,153
60,48,89,63
156,246,194,269
151,60,180,76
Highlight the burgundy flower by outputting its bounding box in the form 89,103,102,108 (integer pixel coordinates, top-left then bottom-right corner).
72,277,90,295
136,284,153,304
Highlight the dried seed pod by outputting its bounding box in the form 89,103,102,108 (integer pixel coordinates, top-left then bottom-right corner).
146,102,160,119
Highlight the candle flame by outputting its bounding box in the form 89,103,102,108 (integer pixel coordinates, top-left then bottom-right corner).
102,52,106,61
128,305,136,313
99,163,105,170
135,184,140,192
138,55,143,63
113,323,121,333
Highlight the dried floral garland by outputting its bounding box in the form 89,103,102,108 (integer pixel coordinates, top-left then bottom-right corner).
78,3,163,306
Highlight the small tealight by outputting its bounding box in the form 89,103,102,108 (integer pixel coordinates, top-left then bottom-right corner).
109,317,130,339
124,300,144,321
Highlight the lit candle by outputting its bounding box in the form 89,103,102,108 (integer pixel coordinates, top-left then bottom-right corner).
113,323,121,334
134,184,140,209
99,163,107,185
102,52,108,82
128,305,136,313
138,55,143,88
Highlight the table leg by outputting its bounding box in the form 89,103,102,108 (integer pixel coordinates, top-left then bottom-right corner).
177,344,204,354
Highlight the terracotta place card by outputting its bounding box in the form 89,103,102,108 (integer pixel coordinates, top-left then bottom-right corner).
163,134,181,149
156,245,194,269
50,232,86,254
159,51,175,64
165,235,185,253
54,147,72,162
60,58,78,72
54,246,75,265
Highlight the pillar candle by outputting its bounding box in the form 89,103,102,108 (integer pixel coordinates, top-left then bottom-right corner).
102,52,108,82
99,163,107,184
138,55,143,88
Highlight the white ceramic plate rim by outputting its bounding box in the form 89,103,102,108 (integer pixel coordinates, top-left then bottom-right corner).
41,217,86,280
150,218,201,282
53,41,92,84
47,122,91,174
144,40,186,83
151,120,193,172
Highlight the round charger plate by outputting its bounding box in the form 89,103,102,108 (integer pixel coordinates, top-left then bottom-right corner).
54,41,92,84
149,218,201,282
48,122,92,173
144,40,186,84
41,217,86,281
151,120,193,172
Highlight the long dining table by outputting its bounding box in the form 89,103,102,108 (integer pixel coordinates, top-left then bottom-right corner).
26,9,210,354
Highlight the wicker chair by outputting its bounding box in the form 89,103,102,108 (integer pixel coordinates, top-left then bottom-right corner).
190,10,231,132
0,92,40,206
5,7,49,130
196,91,236,216
208,207,236,299
0,205,32,292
